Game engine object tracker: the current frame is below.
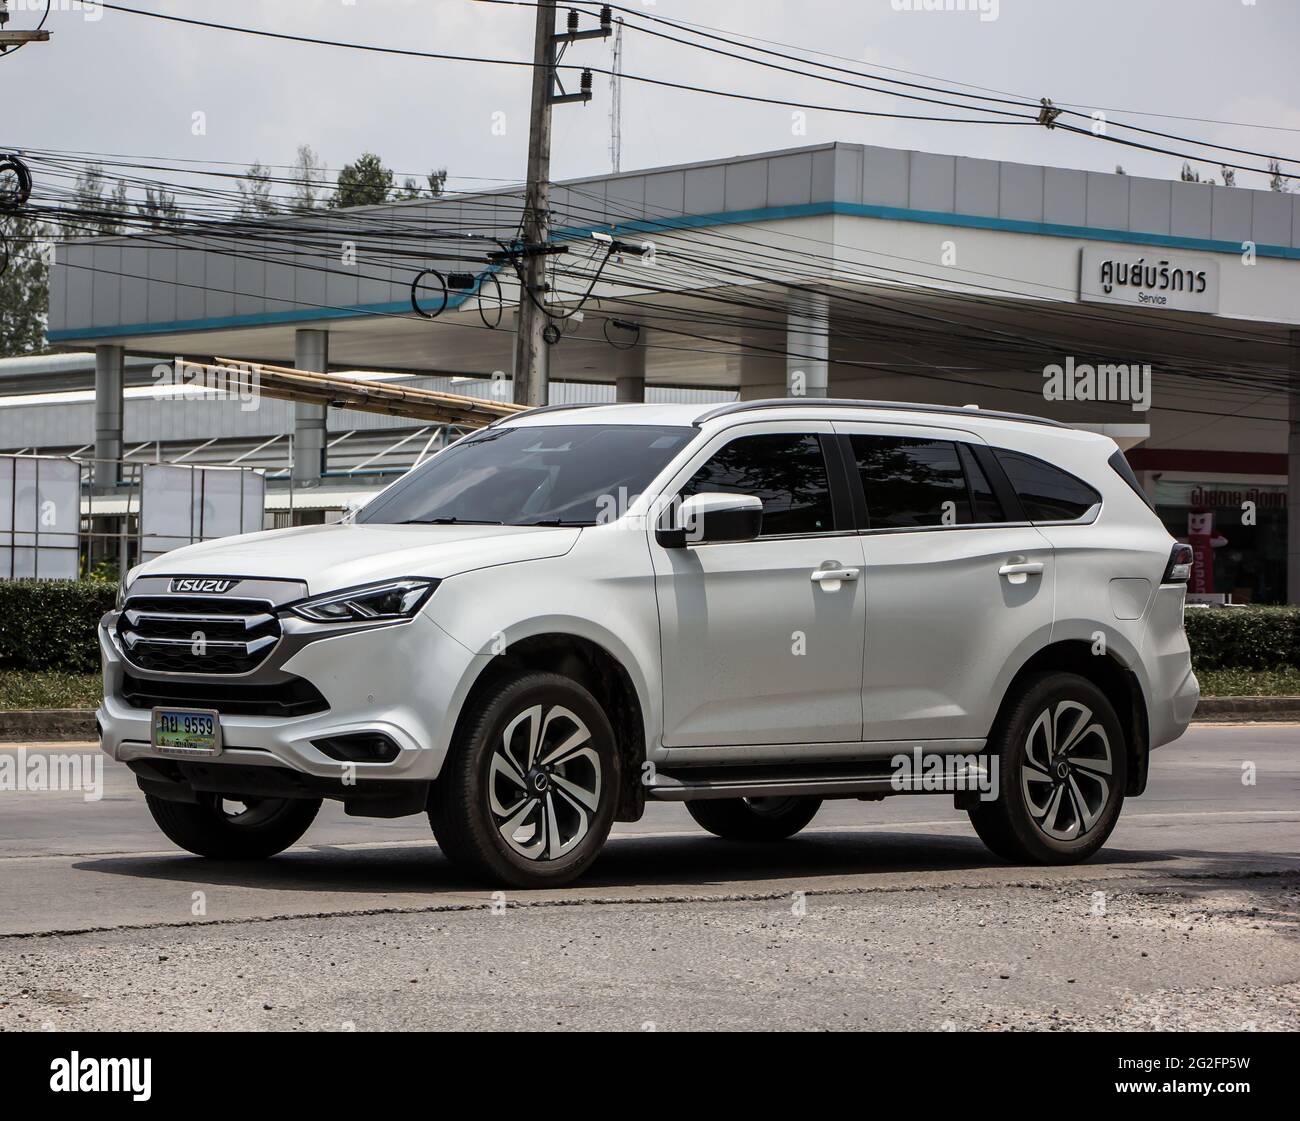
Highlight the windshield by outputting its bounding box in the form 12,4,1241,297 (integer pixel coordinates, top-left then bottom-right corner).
357,423,696,527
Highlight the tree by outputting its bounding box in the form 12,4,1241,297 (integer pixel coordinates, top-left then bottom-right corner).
136,185,182,228
73,164,131,235
1219,166,1236,187
236,161,278,218
1268,160,1294,193
0,214,50,357
395,168,448,202
290,144,327,211
1179,162,1217,186
331,152,394,208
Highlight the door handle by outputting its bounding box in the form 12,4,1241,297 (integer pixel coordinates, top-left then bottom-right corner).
811,567,859,585
999,560,1044,585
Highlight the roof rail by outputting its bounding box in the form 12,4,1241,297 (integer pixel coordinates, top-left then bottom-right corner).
693,398,1069,429
487,401,606,428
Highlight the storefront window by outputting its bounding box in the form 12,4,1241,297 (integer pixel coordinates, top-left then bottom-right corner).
1152,479,1286,604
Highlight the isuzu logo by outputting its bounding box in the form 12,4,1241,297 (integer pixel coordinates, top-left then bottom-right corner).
169,578,237,594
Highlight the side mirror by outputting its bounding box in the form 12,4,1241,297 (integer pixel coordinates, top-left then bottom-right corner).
656,492,763,548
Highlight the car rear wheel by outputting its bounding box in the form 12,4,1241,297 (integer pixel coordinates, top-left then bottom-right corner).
428,671,620,888
968,672,1126,864
145,793,321,859
686,796,822,841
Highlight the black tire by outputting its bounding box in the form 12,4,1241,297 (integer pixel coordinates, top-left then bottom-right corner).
428,671,620,888
145,793,320,859
968,672,1127,864
686,796,822,841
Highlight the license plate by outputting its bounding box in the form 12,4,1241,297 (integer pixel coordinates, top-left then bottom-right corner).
152,708,222,757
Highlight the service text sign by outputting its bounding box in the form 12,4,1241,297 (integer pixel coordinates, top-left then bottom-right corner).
1079,247,1219,314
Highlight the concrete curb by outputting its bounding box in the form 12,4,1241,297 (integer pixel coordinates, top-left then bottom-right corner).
3,698,1300,742
1191,696,1300,723
0,709,98,743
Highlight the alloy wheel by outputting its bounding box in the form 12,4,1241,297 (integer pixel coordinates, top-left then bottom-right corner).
1019,700,1113,842
487,703,602,861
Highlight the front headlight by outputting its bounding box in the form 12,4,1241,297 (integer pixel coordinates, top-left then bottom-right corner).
288,578,439,623
116,564,141,610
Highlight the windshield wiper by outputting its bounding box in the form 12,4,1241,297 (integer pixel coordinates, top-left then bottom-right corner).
518,518,597,527
398,517,503,526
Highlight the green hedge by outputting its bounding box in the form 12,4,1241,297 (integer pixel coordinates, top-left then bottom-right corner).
0,580,116,673
1182,606,1300,672
0,579,1296,677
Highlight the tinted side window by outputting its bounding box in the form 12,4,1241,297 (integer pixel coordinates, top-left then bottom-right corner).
995,450,1100,522
959,445,1006,524
683,433,833,536
850,435,974,528
1108,449,1155,511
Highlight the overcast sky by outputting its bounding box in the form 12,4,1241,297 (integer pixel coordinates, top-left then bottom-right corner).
5,0,1299,193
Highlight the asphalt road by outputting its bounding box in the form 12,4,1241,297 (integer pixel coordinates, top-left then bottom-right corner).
1,725,1297,1031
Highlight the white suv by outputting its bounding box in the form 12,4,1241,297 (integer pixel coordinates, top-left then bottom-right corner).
98,400,1199,887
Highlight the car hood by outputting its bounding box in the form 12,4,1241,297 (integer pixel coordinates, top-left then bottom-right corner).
131,522,581,595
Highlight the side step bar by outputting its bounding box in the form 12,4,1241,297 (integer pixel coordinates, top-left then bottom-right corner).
646,760,992,802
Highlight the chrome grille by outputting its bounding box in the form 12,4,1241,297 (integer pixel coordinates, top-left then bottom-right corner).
117,596,281,675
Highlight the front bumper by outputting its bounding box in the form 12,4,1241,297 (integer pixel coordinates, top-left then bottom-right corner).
98,608,484,787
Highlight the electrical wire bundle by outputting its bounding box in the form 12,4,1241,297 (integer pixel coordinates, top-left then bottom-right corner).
3,0,1296,430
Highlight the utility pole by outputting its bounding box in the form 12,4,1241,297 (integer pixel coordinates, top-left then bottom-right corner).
0,1,53,54
512,4,611,407
610,17,624,174
513,0,558,408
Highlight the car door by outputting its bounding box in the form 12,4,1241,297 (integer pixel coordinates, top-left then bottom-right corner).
834,422,1056,744
651,421,866,748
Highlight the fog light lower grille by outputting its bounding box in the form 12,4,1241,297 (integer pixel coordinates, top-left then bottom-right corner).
312,733,402,764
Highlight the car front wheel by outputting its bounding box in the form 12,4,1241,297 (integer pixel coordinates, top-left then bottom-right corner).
428,671,620,888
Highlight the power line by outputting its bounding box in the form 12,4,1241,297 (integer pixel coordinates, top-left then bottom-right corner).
557,0,1300,152
14,138,1298,413
93,2,1041,128
17,153,1289,403
20,171,1297,421
30,246,1291,426
74,3,1300,183
568,0,1299,176
97,1,553,71
19,140,1294,363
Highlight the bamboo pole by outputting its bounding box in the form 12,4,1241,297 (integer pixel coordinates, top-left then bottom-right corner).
197,358,526,427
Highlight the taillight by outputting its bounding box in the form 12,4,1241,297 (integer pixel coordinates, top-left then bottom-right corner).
1162,543,1194,583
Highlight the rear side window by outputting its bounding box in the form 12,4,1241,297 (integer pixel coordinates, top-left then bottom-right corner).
850,435,978,528
1108,449,1155,511
682,432,834,536
995,450,1101,522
